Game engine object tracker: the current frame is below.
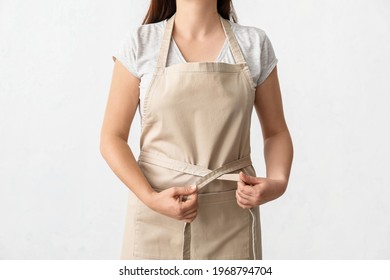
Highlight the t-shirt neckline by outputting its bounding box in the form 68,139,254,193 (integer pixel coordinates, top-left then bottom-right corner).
171,37,228,63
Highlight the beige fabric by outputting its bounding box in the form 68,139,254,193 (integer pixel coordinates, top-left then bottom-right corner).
120,13,262,260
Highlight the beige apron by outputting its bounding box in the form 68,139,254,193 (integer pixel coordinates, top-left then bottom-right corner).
120,13,261,260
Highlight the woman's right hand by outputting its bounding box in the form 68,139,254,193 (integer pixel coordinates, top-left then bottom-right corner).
147,186,198,223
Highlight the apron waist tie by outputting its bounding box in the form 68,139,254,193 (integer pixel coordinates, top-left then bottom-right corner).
138,151,252,190
138,150,257,260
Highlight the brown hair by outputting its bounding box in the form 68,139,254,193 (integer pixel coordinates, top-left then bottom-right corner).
142,0,237,24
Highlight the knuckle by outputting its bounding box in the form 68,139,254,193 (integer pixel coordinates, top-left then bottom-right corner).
170,187,177,195
184,186,192,193
175,207,184,218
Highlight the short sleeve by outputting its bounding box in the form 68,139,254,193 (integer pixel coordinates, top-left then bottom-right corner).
112,29,140,78
257,33,278,86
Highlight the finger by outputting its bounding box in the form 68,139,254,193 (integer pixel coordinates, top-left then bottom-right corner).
178,193,198,213
173,203,197,221
239,172,264,185
236,183,253,202
171,185,197,197
181,204,198,217
185,216,197,223
237,182,255,196
236,189,254,206
237,202,252,209
183,209,197,220
237,180,246,188
237,180,255,195
181,209,198,223
179,192,198,202
236,196,253,209
185,208,198,217
236,186,253,201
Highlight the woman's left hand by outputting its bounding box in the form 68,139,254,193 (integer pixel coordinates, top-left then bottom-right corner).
236,172,288,209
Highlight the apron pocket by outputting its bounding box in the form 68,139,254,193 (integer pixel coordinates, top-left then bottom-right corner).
133,198,185,260
191,189,252,259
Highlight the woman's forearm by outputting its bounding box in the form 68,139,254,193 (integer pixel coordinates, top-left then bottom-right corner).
236,129,293,207
100,135,155,205
263,128,293,186
100,135,199,221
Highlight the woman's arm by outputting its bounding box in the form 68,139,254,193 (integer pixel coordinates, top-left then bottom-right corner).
100,60,198,222
236,66,293,208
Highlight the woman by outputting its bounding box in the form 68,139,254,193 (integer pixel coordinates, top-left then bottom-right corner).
100,0,293,260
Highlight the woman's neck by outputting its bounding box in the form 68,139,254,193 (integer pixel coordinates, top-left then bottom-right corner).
174,0,220,40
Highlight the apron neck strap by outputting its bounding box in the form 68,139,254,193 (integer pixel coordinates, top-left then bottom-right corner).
220,16,246,64
156,14,175,69
156,13,246,69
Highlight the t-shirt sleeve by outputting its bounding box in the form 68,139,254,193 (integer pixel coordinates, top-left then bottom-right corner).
257,33,278,86
112,28,140,78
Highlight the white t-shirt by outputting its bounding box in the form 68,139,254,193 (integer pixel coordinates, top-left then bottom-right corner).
112,18,278,117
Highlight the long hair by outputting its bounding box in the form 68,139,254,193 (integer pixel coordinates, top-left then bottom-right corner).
142,0,237,24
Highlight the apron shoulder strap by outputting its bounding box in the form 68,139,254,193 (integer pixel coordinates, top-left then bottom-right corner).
156,14,175,69
220,17,246,64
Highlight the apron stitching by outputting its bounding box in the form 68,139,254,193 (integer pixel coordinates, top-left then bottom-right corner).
164,64,247,73
141,72,160,126
249,208,257,260
242,66,257,91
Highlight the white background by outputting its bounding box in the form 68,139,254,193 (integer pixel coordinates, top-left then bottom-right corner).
0,0,389,259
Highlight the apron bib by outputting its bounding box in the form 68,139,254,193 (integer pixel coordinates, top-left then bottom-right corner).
121,13,261,260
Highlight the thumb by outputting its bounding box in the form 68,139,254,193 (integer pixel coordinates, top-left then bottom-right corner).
239,171,264,185
172,185,197,196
